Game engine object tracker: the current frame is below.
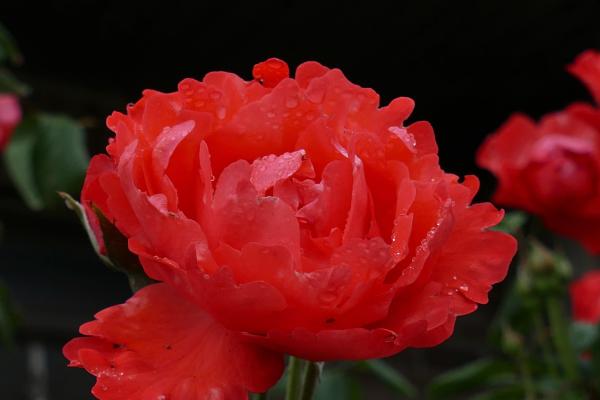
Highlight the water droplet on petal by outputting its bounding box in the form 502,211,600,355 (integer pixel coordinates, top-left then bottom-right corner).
389,126,417,153
210,91,222,100
459,284,469,292
216,107,227,120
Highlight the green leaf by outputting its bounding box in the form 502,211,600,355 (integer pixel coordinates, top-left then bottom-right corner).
0,68,29,95
358,359,417,398
570,322,599,352
94,206,156,292
4,113,89,210
59,192,104,256
491,211,527,235
3,117,43,209
468,385,524,400
427,359,516,399
0,281,19,346
0,22,23,65
314,369,362,400
60,193,155,292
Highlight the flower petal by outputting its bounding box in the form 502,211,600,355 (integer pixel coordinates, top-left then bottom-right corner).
64,283,284,400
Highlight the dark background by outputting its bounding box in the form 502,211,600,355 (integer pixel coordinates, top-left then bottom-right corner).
0,0,599,398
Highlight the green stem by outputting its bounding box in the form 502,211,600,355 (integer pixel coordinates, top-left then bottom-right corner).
546,296,579,383
515,344,536,400
285,357,307,400
250,392,269,400
533,312,559,379
299,362,323,400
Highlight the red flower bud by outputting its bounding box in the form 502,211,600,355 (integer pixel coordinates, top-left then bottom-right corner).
0,94,21,151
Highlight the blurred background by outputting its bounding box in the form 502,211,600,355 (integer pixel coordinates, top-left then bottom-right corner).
0,0,599,398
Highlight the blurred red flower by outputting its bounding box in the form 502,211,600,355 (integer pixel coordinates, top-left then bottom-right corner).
570,270,600,323
0,94,21,151
65,58,516,399
478,50,600,253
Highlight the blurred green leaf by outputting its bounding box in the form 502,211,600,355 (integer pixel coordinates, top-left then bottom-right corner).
4,114,89,210
0,22,22,65
314,369,362,400
468,385,524,400
427,359,516,399
358,359,417,398
492,211,527,235
0,281,19,346
0,68,29,95
3,117,42,209
570,322,599,352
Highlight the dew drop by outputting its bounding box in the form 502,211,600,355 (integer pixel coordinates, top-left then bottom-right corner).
209,91,222,100
216,107,227,120
459,284,469,292
267,111,276,118
388,126,417,153
157,395,167,400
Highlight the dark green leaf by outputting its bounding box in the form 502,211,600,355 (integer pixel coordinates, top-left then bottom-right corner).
427,359,516,399
0,281,19,346
359,359,417,398
468,385,524,400
570,322,599,352
4,114,89,210
0,68,29,95
315,369,362,400
0,22,23,65
94,206,156,292
3,117,43,209
60,193,155,292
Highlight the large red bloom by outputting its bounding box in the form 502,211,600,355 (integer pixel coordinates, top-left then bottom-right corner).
570,270,600,324
0,94,21,151
478,50,600,253
66,58,516,399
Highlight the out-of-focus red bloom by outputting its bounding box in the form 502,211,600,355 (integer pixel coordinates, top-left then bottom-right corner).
478,50,600,253
66,58,516,399
570,270,600,323
0,94,21,151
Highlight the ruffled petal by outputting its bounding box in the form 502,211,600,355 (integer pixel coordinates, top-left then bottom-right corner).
64,284,284,400
568,49,600,105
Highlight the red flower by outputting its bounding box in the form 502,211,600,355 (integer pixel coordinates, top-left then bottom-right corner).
0,94,21,151
570,270,600,324
66,58,516,399
478,50,600,253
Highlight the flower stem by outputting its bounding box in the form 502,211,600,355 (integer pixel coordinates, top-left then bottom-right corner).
546,296,579,383
299,361,323,400
285,356,307,400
